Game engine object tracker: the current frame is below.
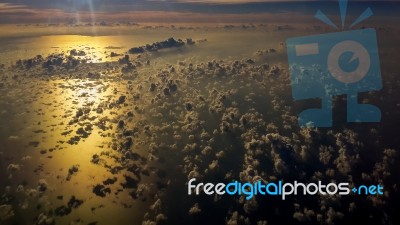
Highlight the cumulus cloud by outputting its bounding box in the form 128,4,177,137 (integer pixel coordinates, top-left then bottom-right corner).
7,163,21,172
0,204,14,220
36,213,55,225
188,203,201,215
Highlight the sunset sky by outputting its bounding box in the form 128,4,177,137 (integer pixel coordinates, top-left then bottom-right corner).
0,0,399,23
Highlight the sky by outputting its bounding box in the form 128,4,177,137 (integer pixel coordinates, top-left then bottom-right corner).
0,0,399,24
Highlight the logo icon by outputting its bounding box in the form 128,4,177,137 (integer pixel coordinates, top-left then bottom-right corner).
286,0,382,127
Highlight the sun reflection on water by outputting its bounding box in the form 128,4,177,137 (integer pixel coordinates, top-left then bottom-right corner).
0,77,151,224
39,35,127,63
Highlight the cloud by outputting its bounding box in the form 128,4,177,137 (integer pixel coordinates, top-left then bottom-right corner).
0,204,14,221
0,3,26,9
0,3,34,14
0,7,315,24
0,0,398,23
188,203,201,215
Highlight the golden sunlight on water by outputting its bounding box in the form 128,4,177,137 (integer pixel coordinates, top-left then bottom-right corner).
0,26,289,66
1,76,155,224
29,35,128,64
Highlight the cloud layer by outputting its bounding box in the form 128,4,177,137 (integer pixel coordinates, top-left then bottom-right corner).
0,1,399,24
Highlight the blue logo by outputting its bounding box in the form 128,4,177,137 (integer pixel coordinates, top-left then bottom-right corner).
286,0,382,127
